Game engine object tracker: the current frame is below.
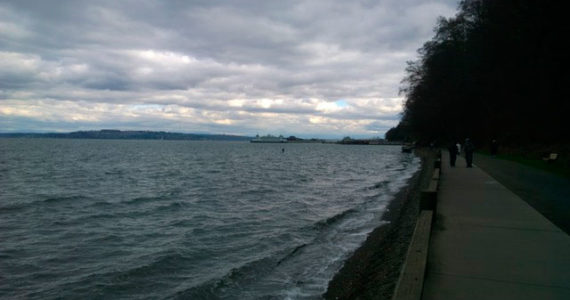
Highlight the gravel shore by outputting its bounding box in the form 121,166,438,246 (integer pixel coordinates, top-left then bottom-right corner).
324,149,435,300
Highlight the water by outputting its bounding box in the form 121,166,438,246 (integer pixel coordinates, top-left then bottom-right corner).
0,139,419,299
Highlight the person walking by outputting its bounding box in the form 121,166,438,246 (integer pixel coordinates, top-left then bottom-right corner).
448,141,458,167
464,138,474,167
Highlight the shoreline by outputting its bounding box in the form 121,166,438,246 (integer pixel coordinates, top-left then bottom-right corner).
324,148,435,299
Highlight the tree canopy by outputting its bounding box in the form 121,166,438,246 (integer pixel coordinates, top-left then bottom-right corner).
391,0,567,147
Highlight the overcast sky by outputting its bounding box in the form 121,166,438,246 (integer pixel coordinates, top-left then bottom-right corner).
0,0,459,138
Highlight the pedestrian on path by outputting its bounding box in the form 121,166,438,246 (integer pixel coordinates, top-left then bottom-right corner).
448,141,458,167
464,138,474,167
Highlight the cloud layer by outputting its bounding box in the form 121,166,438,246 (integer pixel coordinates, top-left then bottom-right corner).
0,0,458,138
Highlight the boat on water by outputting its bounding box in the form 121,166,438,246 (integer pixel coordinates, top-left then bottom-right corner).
250,134,288,143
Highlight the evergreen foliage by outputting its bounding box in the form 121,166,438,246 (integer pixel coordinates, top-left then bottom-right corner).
393,0,567,146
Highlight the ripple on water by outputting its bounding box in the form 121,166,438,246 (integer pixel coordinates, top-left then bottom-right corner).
0,140,420,299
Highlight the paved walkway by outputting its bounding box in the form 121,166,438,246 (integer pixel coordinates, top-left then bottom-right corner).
422,152,570,299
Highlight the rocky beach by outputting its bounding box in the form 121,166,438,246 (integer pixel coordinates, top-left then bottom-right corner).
325,149,435,299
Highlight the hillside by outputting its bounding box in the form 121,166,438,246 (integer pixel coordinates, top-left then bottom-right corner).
0,130,251,141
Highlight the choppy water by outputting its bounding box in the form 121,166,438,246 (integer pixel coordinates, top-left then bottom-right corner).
0,139,419,299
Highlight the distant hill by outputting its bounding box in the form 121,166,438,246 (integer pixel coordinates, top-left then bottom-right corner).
0,130,252,141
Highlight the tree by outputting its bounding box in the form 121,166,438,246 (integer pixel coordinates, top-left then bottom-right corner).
397,0,568,146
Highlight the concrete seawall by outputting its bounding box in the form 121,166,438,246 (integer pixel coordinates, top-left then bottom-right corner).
392,151,441,300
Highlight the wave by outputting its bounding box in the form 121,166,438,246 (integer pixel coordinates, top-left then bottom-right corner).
313,208,357,230
90,200,113,208
0,202,31,213
104,169,125,176
173,254,279,299
48,251,193,299
367,180,390,190
62,199,189,225
44,195,90,204
153,201,187,212
0,195,91,213
277,243,307,265
86,233,125,244
111,252,190,281
123,195,162,205
173,242,314,300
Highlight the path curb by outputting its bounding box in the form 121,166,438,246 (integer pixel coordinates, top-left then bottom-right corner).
392,150,440,300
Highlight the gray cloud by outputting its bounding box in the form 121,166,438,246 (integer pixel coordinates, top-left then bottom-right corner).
0,0,458,138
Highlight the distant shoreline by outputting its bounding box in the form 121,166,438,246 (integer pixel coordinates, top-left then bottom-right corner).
0,130,251,141
0,131,406,145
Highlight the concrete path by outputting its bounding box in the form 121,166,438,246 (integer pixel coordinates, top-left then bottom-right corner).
422,152,570,300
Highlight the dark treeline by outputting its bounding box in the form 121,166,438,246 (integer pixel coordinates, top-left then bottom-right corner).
387,0,567,151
